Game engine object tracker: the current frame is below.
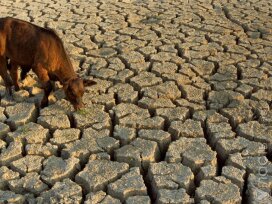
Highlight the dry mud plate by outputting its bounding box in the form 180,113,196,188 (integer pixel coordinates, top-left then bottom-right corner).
0,0,272,203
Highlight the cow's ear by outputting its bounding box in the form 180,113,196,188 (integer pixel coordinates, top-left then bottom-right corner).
83,79,97,86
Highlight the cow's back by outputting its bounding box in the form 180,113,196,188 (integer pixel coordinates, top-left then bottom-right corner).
2,17,43,66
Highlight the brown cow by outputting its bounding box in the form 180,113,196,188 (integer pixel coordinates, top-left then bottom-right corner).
0,17,96,110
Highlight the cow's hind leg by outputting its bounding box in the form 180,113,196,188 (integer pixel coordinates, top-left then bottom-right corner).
0,56,13,97
9,62,20,91
33,64,52,108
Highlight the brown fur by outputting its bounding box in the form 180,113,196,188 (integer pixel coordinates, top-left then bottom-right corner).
0,17,96,110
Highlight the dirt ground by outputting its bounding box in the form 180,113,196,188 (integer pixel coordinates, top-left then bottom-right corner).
0,0,271,203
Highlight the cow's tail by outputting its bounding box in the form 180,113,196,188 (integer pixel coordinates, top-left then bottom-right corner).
0,18,6,56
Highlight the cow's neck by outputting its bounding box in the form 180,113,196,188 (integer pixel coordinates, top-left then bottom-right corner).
57,59,77,84
61,73,77,85
58,50,77,84
60,70,77,85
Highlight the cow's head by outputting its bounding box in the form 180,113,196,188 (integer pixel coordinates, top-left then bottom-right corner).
63,78,96,110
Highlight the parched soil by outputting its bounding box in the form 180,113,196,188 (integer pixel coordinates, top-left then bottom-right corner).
0,0,272,203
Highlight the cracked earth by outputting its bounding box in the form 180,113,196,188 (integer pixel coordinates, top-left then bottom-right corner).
0,0,272,203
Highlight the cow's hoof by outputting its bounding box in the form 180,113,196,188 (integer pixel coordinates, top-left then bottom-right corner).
5,93,13,101
40,99,48,109
5,88,13,100
14,86,20,92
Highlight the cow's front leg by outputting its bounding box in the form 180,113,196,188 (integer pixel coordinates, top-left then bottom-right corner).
33,65,52,108
0,56,13,97
40,80,53,108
